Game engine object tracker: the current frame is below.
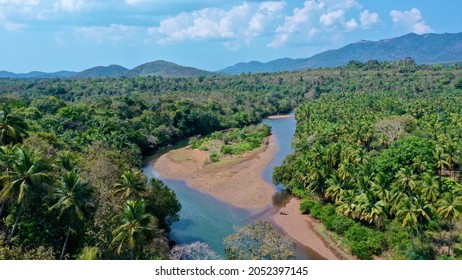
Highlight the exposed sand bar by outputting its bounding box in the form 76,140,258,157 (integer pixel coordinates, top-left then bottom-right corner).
153,136,277,209
272,198,341,260
267,114,294,120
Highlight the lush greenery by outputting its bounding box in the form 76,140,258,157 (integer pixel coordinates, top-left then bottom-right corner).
190,124,271,161
274,84,462,259
1,59,462,259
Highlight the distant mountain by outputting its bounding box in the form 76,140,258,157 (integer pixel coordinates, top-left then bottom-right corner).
0,70,76,79
220,32,462,74
75,65,128,78
0,60,216,79
124,60,216,78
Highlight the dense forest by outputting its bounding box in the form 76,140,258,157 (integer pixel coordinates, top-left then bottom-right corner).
1,59,462,259
274,62,462,259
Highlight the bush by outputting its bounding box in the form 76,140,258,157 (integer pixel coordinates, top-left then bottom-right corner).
300,200,317,214
324,214,354,235
319,204,336,222
310,202,323,219
220,145,234,155
349,241,373,260
345,223,384,259
209,151,220,162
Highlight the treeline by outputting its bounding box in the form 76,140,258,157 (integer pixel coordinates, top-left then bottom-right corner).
274,89,462,259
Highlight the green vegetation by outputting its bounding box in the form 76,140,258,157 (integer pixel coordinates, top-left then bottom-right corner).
274,87,462,259
191,124,271,161
1,59,462,259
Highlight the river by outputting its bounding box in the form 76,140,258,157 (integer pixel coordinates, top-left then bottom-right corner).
142,115,322,259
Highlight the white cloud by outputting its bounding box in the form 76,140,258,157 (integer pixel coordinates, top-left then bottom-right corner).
344,18,358,31
55,0,85,13
319,10,344,27
75,24,137,43
149,1,285,49
269,0,366,48
125,0,141,4
359,10,379,29
390,8,432,34
268,0,324,47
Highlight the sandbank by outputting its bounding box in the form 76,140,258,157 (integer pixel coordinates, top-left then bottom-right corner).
267,114,294,120
272,198,342,260
153,136,277,209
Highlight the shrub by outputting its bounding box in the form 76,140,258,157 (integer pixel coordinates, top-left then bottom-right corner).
209,151,220,162
310,202,323,219
300,200,316,214
325,214,354,235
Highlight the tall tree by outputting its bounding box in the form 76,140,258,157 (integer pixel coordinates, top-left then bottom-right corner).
113,170,146,201
0,147,49,242
436,190,462,255
0,104,28,145
112,199,154,259
50,170,94,259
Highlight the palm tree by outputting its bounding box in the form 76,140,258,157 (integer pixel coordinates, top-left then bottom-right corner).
325,174,345,203
112,199,154,259
0,144,20,217
436,190,462,255
113,170,146,200
357,190,385,225
434,145,450,178
420,172,440,203
336,189,359,219
395,197,419,250
0,147,49,242
394,167,418,200
0,104,29,145
50,170,94,259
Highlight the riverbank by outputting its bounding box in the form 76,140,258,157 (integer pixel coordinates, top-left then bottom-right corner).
153,136,277,209
272,198,343,260
267,113,294,120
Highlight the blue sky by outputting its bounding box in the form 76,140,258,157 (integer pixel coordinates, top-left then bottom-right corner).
0,0,461,73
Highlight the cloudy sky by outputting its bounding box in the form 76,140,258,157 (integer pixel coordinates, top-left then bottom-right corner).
0,0,460,72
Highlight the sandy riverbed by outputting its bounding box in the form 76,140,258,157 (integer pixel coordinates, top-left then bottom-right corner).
153,124,341,259
153,136,277,209
267,114,294,120
272,198,341,260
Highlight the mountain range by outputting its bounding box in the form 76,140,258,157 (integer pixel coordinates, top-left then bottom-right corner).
1,32,462,79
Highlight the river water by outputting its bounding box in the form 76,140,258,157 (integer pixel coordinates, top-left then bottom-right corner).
143,116,322,259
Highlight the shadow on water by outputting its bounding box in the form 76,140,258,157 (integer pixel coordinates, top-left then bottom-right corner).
143,115,323,260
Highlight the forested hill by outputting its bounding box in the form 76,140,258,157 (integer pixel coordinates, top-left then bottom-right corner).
220,32,462,74
0,60,216,79
123,60,215,78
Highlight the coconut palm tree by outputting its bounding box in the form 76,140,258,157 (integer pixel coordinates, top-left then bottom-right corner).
112,199,154,259
0,104,28,145
0,147,49,242
394,167,418,200
436,190,462,255
357,190,385,225
395,197,419,250
420,172,440,203
325,174,345,203
50,170,94,259
113,170,146,201
336,189,359,219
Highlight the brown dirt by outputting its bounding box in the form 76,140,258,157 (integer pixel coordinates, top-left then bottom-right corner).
153,136,277,209
272,198,341,260
267,114,294,120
